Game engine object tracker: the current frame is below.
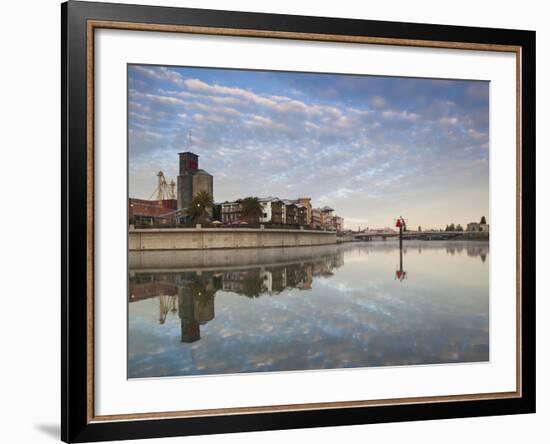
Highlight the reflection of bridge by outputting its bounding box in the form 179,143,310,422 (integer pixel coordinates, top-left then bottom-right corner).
354,231,479,241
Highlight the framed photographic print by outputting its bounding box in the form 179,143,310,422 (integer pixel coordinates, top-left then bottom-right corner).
61,1,536,442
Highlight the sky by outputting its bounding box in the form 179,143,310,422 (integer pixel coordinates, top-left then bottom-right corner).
128,64,489,230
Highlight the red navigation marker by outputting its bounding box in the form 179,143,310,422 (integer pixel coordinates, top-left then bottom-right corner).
395,218,402,228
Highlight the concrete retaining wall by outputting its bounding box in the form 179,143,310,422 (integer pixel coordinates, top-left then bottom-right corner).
129,228,337,251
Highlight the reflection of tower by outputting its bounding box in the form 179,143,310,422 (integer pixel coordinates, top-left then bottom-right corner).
193,276,216,324
178,285,200,343
195,296,215,324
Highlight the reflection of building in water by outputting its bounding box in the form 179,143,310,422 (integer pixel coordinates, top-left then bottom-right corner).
222,261,320,296
128,272,177,302
297,264,313,290
270,266,287,293
260,270,272,292
222,269,268,297
446,244,489,262
177,273,218,342
178,286,200,343
128,247,345,341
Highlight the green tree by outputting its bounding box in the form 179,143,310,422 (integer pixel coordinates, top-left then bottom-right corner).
186,191,213,223
418,225,422,232
456,224,464,231
240,197,264,224
212,203,222,222
480,216,487,225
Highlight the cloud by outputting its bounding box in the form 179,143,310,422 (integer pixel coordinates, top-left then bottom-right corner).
127,65,489,229
369,95,389,109
381,110,420,121
439,116,458,126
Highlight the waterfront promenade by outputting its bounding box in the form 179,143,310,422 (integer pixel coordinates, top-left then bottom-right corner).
129,227,336,251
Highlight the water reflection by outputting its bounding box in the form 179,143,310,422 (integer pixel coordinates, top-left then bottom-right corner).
130,253,344,343
128,241,489,378
396,240,406,281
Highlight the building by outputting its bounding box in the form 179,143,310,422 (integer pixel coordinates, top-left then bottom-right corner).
331,216,344,232
221,195,331,228
311,208,322,229
258,197,285,224
177,152,214,211
221,201,243,224
296,204,308,226
319,206,334,229
283,200,298,225
128,198,177,225
296,197,312,226
309,206,344,231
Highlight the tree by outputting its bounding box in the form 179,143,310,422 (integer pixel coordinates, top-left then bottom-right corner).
212,203,222,222
456,224,464,231
240,197,264,224
480,216,487,225
186,191,213,223
418,225,422,232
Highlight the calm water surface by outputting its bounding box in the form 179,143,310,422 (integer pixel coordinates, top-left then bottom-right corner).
128,241,489,378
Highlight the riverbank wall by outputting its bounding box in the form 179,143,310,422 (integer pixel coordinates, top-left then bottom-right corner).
129,228,337,251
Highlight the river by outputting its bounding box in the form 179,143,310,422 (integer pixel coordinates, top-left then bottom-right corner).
128,240,489,378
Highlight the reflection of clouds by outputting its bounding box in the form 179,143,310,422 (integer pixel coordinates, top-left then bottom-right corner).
128,241,489,378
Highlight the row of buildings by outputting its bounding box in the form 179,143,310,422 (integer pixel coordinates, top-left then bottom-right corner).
220,197,344,231
130,151,344,231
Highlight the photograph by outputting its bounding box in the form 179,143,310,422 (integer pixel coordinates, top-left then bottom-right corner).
56,1,537,441
127,64,491,379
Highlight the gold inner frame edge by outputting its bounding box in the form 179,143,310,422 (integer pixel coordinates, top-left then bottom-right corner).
85,19,523,423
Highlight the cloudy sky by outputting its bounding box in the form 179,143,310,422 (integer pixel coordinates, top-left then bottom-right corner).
128,64,489,230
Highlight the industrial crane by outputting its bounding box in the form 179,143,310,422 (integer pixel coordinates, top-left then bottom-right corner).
149,171,176,205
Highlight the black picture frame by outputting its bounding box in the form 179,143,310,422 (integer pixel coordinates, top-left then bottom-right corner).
62,1,536,442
